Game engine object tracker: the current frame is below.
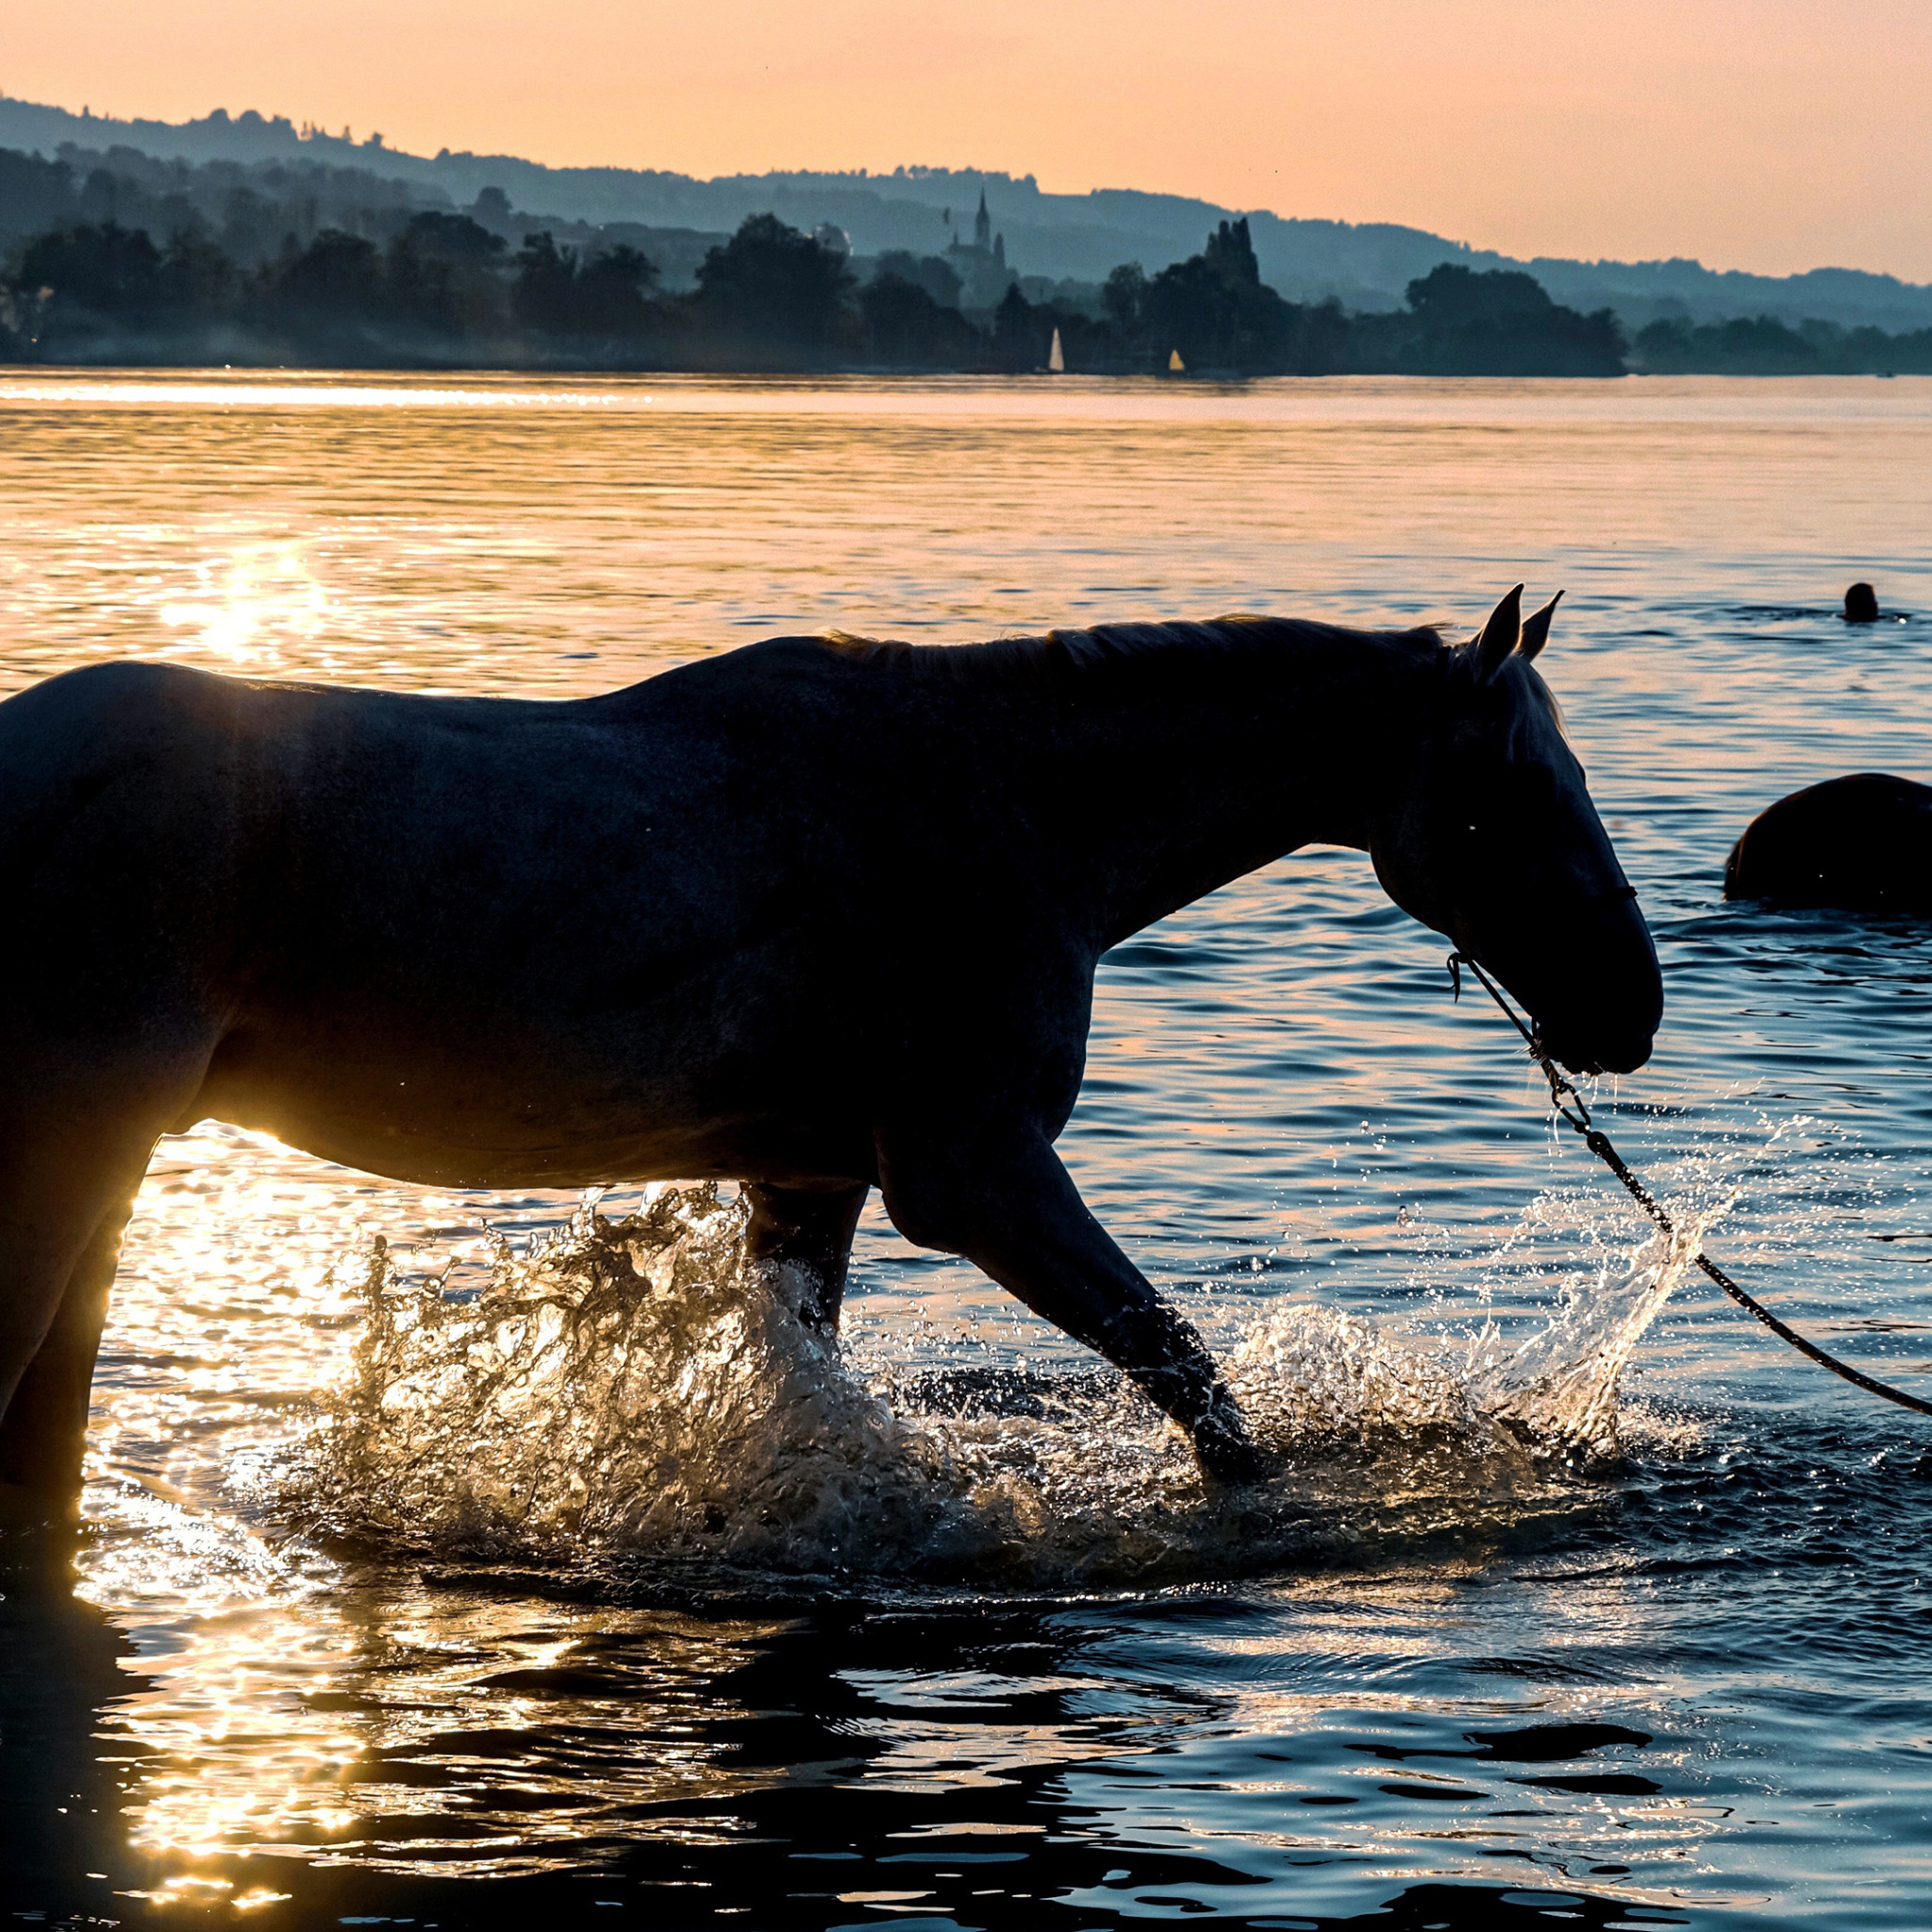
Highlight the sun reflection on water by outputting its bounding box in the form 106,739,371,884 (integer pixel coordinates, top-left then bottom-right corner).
157,544,330,665
99,1584,795,1874
65,1123,558,1869
1044,1568,1740,1920
65,1124,822,1876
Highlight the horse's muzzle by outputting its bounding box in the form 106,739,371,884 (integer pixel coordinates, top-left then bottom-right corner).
1541,1017,1656,1078
1484,889,1662,1078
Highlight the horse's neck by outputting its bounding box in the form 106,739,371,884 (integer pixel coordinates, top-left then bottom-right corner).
1048,630,1432,950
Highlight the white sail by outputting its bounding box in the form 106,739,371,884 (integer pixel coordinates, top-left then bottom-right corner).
1168,347,1185,372
1048,327,1065,373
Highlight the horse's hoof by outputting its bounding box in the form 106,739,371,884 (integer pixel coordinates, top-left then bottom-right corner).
1191,1392,1267,1488
0,1480,74,1531
0,1483,83,1580
1198,1444,1266,1489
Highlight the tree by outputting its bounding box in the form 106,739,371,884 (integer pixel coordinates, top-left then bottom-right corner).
397,210,505,263
512,232,659,358
1202,216,1261,286
19,222,162,320
16,223,164,355
218,186,285,262
0,150,78,241
387,210,508,342
157,229,238,325
874,250,962,310
859,271,977,366
1406,263,1548,331
1102,262,1146,333
470,186,512,230
257,228,388,358
991,282,1043,369
1295,297,1349,375
692,212,855,364
1634,313,1816,375
1141,218,1300,372
0,293,27,362
574,245,658,341
1395,264,1624,375
512,232,579,336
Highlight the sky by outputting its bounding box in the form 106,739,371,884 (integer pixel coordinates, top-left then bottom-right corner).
11,0,1932,279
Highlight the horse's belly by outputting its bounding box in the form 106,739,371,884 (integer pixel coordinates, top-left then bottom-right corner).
188,1014,870,1191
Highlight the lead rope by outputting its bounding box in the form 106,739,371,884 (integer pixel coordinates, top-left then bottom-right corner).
1447,950,1932,1420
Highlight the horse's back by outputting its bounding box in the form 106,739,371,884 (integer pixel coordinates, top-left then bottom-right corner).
0,643,1075,1184
0,660,261,1008
0,657,245,799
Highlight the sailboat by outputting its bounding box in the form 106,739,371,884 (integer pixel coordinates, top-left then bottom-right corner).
1048,327,1065,373
1168,348,1186,373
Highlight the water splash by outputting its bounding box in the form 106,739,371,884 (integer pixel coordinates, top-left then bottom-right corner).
286,1185,954,1568
275,1183,1722,1591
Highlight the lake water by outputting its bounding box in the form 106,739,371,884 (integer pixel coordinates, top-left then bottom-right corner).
3,371,1932,1928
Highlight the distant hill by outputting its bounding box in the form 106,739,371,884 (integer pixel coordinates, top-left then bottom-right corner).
8,92,1932,332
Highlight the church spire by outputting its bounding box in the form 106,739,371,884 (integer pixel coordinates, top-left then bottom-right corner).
974,188,991,252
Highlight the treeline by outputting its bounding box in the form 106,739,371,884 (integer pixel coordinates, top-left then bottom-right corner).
1633,313,1932,375
0,140,432,264
5,140,1932,377
0,204,1639,375
0,138,721,314
7,188,1930,376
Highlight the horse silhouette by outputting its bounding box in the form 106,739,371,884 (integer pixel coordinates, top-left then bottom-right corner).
1725,773,1932,913
0,586,1660,1522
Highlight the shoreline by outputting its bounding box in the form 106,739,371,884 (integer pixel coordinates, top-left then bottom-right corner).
8,354,1924,379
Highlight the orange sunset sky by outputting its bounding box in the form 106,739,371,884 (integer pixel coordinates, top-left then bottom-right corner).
11,0,1932,279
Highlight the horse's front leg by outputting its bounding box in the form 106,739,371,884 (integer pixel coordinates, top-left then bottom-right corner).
742,1180,869,1332
875,1126,1262,1485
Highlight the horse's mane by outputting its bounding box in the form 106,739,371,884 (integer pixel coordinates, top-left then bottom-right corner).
815,616,1447,686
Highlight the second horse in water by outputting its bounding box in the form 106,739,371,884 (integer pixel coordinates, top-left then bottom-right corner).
1725,774,1932,913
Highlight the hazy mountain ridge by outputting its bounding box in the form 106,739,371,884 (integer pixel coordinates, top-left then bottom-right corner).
6,92,1931,330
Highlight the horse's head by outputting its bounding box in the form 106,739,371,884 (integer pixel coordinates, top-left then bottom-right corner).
1371,586,1662,1075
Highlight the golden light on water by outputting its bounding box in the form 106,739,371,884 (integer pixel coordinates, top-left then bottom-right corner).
73,1124,459,1869
158,544,329,665
63,1124,793,1877
0,379,628,409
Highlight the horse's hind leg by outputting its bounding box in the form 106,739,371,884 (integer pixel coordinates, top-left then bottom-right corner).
0,1192,136,1507
743,1181,869,1332
0,1050,209,1530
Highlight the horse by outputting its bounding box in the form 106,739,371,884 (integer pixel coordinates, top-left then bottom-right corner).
0,585,1661,1526
1724,773,1932,913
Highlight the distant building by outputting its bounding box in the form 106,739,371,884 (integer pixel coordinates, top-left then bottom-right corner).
944,188,1016,309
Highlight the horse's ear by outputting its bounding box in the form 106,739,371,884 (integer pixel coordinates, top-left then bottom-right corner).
1518,590,1562,663
1468,584,1523,685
